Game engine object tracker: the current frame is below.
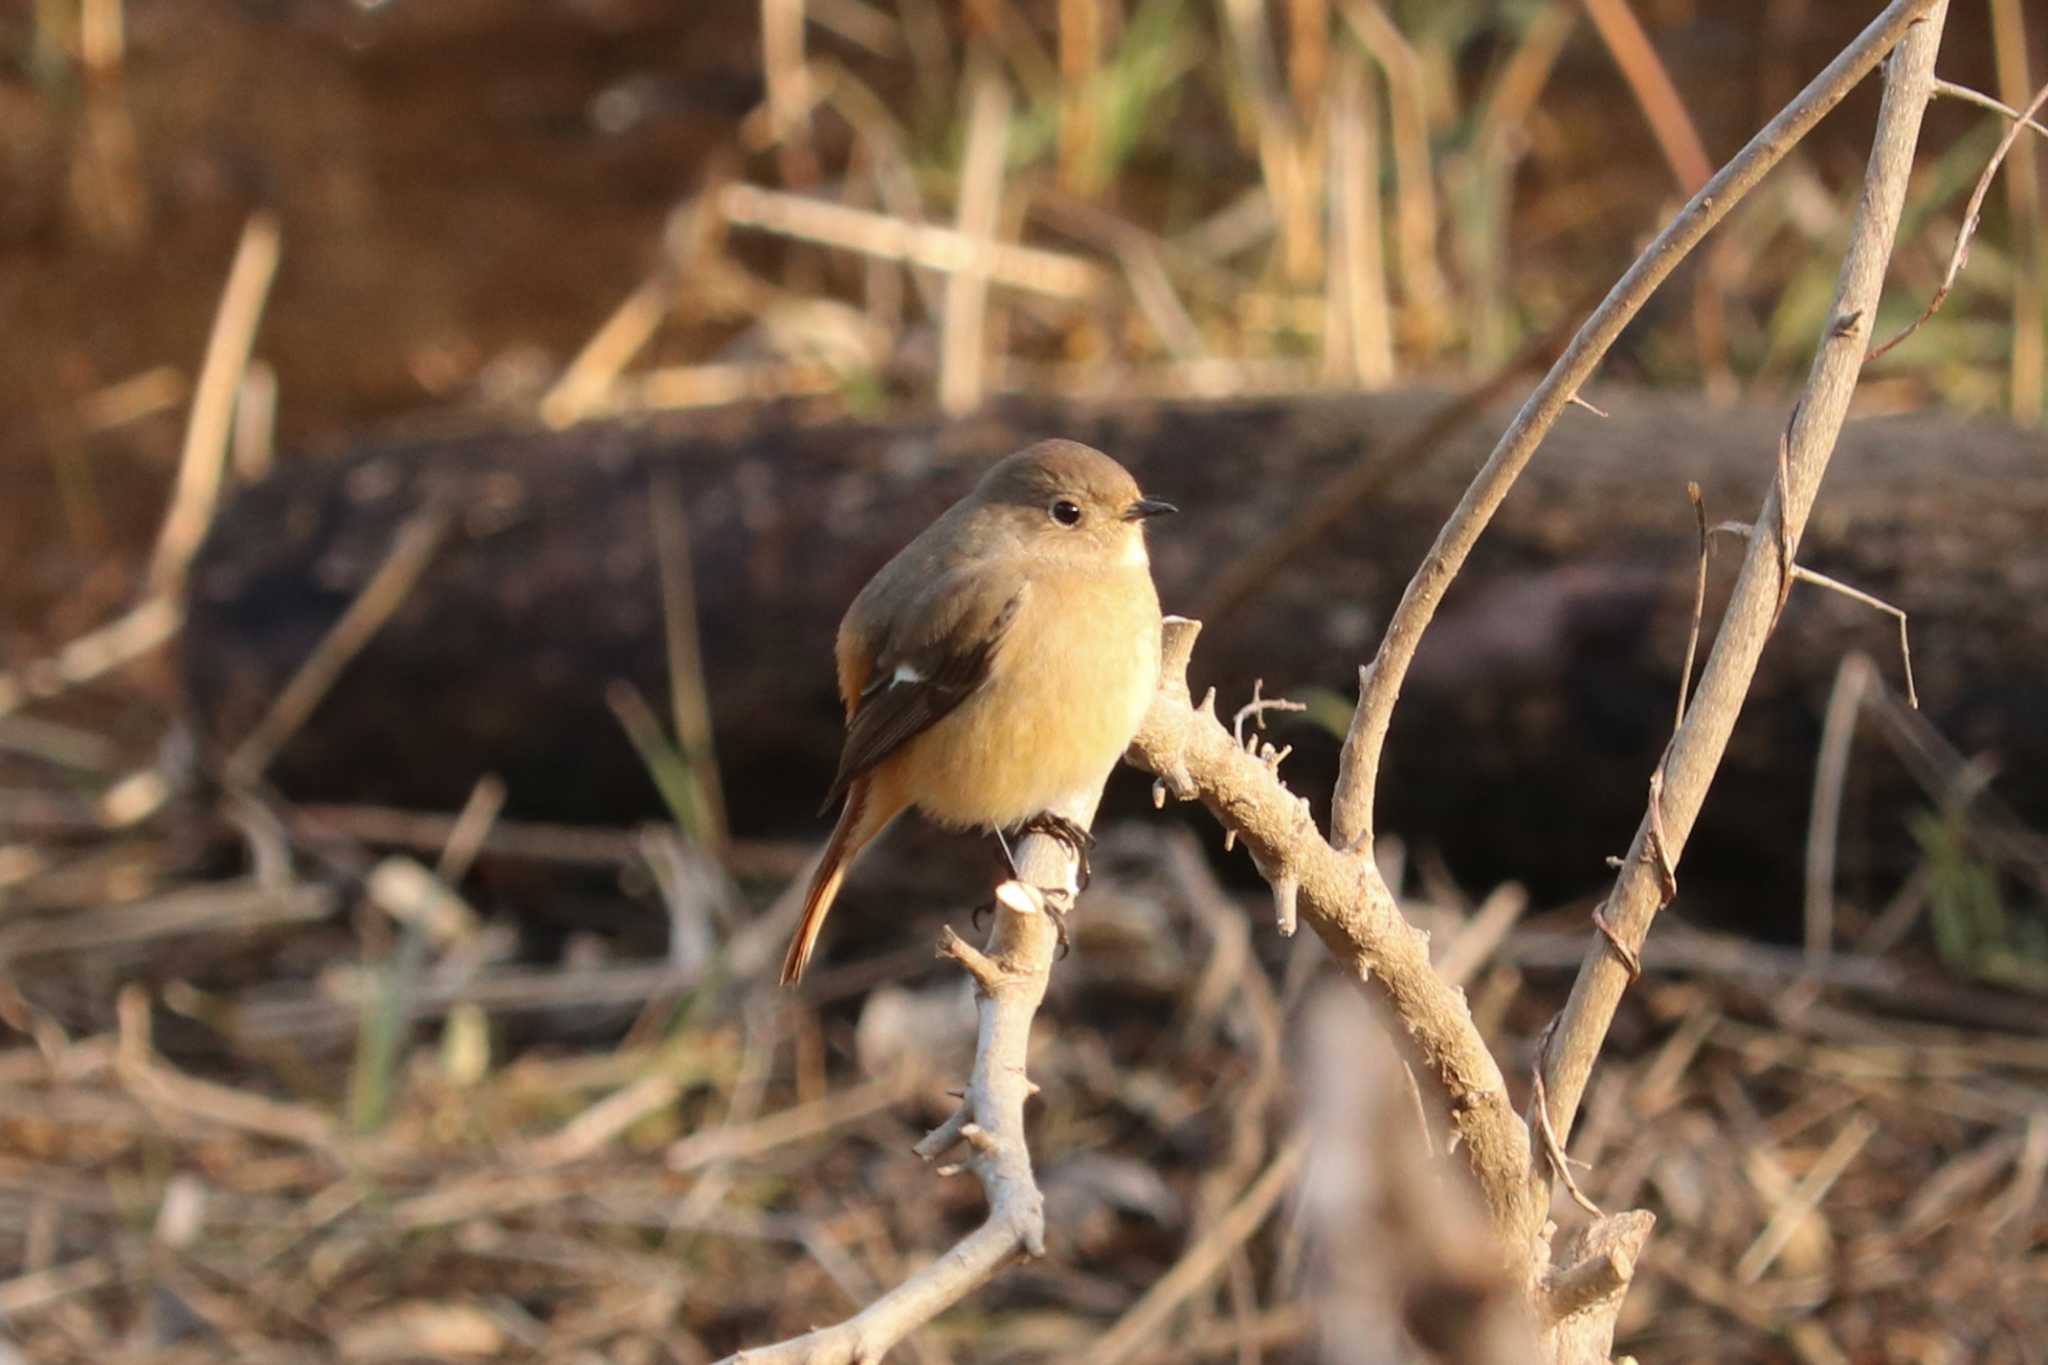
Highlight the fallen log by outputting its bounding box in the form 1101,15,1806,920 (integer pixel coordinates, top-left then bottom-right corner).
182,388,2048,926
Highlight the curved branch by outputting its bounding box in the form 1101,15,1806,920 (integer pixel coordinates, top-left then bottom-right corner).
1328,0,1943,852
1129,619,1539,1251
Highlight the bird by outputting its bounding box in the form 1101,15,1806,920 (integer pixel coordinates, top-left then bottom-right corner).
780,439,1175,985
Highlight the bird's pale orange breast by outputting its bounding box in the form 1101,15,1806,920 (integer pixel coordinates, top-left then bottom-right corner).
898,564,1160,830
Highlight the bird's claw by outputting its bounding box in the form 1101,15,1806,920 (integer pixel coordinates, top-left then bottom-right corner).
1042,892,1072,960
1019,813,1096,890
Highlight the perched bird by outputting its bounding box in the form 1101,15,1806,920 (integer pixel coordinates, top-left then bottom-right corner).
780,440,1175,985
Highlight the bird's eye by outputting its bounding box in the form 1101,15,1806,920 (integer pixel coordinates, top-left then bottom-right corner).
1050,499,1083,527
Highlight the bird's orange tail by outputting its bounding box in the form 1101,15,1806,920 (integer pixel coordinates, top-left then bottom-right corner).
782,778,898,985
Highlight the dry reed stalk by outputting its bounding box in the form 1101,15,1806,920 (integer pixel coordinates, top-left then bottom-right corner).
939,60,1013,415
223,505,452,787
149,213,281,595
1057,0,1102,193
1989,0,2044,421
1338,1,1453,351
717,183,1105,299
1578,0,1713,192
1323,50,1392,387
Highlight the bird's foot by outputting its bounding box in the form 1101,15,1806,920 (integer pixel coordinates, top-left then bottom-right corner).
1018,813,1096,891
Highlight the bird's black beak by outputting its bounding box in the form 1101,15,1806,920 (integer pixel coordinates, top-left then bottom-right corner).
1122,497,1178,522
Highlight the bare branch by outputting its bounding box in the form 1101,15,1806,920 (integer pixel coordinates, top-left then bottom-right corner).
1538,1209,1655,1360
718,825,1079,1363
1329,0,1942,852
1535,0,1950,1176
1130,619,1540,1249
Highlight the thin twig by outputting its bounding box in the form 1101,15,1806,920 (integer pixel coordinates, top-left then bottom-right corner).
1932,78,2048,142
1708,519,1918,706
1337,0,1452,348
1535,0,1949,1178
1231,680,1306,748
232,359,277,483
1531,1066,1602,1218
1220,0,1319,282
540,275,675,428
1675,482,1710,729
662,1077,906,1173
1868,76,2048,362
1030,194,1207,360
1324,50,1392,386
1434,882,1530,990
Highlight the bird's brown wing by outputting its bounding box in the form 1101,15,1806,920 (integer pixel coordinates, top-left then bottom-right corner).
822,575,1024,811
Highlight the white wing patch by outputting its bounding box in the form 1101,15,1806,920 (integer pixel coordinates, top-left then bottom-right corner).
891,662,925,685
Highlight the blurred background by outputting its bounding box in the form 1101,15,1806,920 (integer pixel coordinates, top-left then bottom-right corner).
3,1,2047,1361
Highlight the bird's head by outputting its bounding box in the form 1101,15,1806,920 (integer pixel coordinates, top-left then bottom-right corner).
972,440,1175,570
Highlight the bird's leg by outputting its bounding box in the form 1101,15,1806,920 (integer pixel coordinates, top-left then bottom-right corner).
1018,813,1096,891
993,826,1023,881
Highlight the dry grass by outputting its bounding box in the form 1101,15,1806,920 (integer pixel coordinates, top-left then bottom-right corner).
455,2,2048,422
4,774,2046,1360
